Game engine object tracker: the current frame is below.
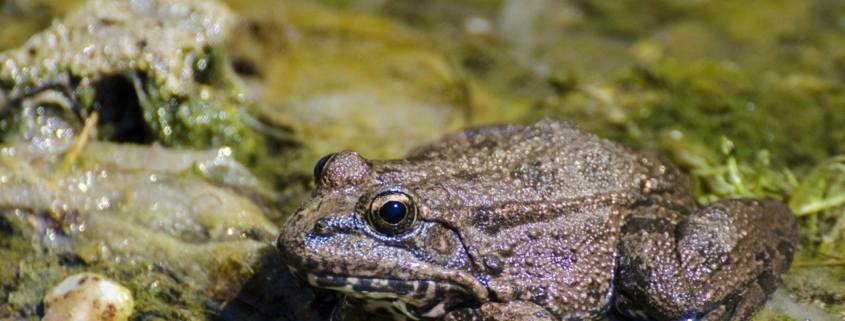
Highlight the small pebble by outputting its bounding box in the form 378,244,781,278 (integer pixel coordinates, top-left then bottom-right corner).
43,272,134,321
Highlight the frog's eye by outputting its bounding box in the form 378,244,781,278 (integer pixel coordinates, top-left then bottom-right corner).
313,153,336,186
368,191,417,236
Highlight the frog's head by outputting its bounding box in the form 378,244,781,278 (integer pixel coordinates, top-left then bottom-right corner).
276,151,488,319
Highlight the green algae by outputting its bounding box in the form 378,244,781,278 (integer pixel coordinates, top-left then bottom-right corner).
541,58,841,168
0,212,35,318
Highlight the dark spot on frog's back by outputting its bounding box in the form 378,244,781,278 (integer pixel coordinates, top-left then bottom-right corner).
621,215,674,235
483,255,504,275
455,170,480,181
469,135,501,150
469,208,505,233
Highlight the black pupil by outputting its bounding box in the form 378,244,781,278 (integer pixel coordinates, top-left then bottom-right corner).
378,201,407,224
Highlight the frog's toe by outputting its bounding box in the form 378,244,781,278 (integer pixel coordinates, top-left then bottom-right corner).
613,287,758,321
685,282,767,321
712,283,767,321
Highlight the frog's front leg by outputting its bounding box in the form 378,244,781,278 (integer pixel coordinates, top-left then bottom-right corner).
443,301,556,321
614,199,796,321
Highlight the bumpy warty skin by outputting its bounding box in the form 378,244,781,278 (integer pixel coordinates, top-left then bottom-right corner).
277,118,796,321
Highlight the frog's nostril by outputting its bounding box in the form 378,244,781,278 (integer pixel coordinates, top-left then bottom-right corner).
314,219,331,235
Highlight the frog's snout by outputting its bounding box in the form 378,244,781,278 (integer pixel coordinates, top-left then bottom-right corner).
275,218,304,269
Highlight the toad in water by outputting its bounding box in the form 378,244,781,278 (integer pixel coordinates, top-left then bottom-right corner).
277,118,796,320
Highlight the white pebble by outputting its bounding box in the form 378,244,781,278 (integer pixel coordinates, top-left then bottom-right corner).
43,272,134,321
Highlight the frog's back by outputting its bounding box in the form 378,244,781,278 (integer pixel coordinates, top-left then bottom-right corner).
382,118,686,210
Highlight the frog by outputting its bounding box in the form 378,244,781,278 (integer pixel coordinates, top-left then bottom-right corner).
276,118,796,321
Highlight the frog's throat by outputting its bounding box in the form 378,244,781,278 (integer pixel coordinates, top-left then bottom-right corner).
292,267,489,319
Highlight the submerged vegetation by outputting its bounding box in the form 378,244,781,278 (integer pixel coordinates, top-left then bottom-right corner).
791,157,845,258
0,0,844,320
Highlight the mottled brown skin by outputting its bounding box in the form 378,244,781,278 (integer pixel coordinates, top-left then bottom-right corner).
276,118,796,321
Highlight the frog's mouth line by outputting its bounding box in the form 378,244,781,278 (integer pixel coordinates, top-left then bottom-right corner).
290,267,480,319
